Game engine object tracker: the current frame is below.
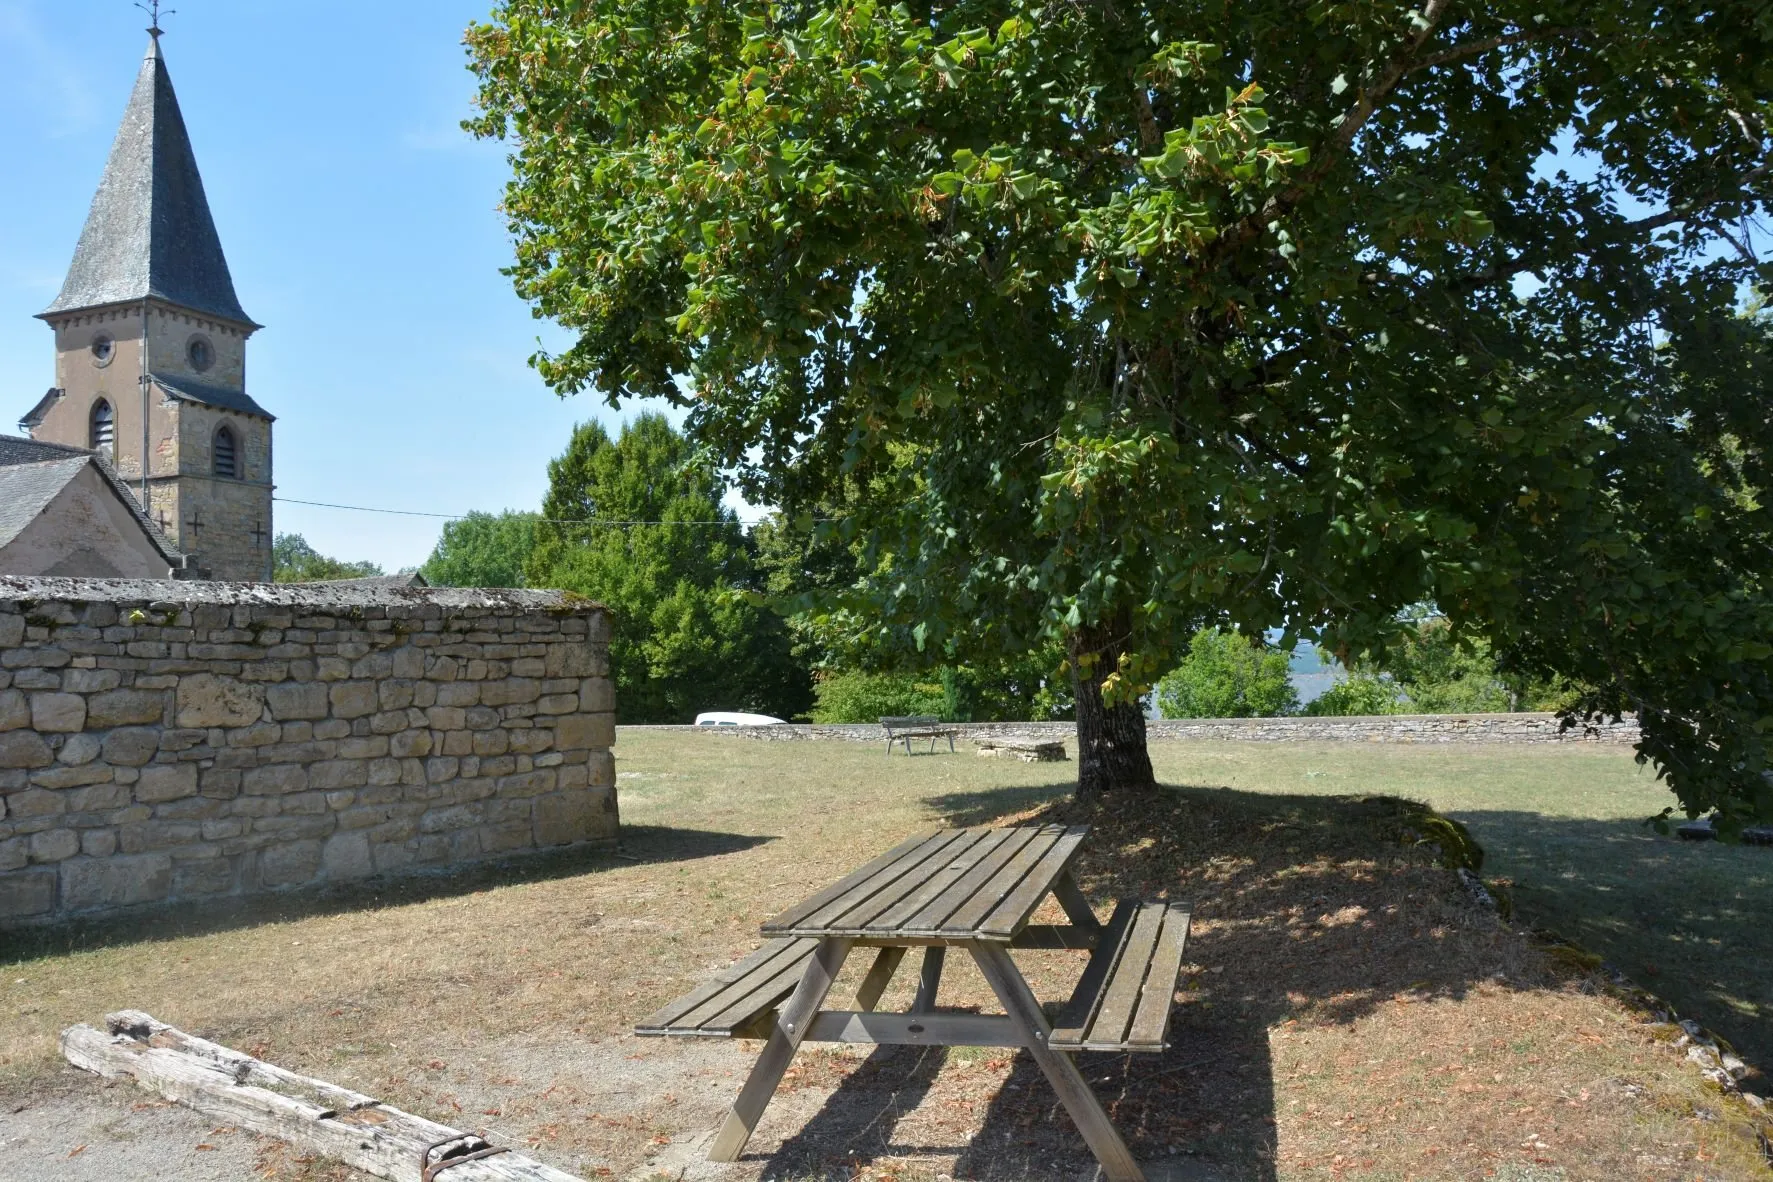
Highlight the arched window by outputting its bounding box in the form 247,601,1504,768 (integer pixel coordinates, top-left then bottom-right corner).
90,399,114,455
213,424,239,479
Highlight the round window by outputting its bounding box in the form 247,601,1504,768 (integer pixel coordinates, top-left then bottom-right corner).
91,334,115,367
187,336,214,372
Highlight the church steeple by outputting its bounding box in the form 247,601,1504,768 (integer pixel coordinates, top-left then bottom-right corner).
41,30,254,327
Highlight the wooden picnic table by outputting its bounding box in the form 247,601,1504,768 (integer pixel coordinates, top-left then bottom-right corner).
637,825,1191,1181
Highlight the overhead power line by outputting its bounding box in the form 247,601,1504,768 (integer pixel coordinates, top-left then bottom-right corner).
273,496,783,527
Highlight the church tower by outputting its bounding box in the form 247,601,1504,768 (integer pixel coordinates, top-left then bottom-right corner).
22,28,273,582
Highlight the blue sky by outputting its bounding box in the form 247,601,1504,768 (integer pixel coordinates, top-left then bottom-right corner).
0,0,684,572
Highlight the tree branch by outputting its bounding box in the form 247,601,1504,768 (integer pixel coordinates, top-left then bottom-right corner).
1407,26,1588,73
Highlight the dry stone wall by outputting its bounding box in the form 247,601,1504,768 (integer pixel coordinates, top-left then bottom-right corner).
636,714,1640,745
0,577,617,926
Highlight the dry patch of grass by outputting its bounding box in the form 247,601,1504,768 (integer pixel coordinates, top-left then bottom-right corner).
2,732,1767,1180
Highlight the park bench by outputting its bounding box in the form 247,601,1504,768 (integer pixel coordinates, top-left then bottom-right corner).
634,825,1192,1181
880,714,959,756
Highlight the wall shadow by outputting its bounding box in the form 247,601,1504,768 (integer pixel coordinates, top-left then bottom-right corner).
0,826,772,963
737,784,1529,1180
1450,808,1772,1096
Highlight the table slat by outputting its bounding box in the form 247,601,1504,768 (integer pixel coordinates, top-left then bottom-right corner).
826,829,996,932
974,826,1090,938
936,825,1067,936
762,830,941,933
896,825,1046,935
787,829,972,934
864,827,1020,933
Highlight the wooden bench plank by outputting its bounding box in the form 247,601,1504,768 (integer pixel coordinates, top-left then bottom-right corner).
974,826,1090,939
1048,900,1139,1046
762,830,941,933
1085,902,1167,1047
637,938,820,1036
1125,905,1192,1049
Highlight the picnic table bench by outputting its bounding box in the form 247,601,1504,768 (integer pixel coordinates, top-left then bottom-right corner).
636,825,1191,1181
879,715,959,755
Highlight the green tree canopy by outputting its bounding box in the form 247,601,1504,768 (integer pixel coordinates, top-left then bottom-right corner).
421,511,540,588
526,413,812,722
271,534,382,583
1156,628,1298,719
470,2,1773,825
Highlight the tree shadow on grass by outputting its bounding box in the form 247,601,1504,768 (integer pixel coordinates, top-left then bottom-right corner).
1450,808,1773,1097
742,783,1522,1181
0,826,772,963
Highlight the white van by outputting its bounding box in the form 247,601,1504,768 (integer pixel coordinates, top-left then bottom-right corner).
693,711,787,727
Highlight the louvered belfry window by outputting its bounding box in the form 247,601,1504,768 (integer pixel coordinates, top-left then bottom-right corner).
213,425,239,479
90,400,114,454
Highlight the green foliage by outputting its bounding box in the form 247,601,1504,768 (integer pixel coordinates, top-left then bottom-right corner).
808,671,947,723
421,511,539,588
271,534,382,583
1157,628,1298,718
470,3,1773,818
1302,674,1408,717
525,413,812,722
941,649,1075,722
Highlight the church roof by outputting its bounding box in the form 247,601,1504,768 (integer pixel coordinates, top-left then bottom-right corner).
41,33,256,328
152,373,274,421
0,434,187,565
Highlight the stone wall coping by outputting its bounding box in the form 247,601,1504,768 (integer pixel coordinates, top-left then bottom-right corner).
0,575,605,614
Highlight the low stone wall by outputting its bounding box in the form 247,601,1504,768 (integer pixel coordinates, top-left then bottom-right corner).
0,577,618,926
631,713,1639,745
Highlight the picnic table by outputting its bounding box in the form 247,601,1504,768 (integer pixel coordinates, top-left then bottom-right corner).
636,825,1192,1181
879,714,960,755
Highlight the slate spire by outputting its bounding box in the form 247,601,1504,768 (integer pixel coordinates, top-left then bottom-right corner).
42,30,255,327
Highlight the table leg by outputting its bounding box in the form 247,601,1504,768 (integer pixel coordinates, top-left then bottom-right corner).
855,946,906,1012
967,943,1144,1182
912,946,945,1012
708,936,853,1162
1053,870,1104,934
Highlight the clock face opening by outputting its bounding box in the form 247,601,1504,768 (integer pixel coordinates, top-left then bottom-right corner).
188,335,215,372
91,334,115,367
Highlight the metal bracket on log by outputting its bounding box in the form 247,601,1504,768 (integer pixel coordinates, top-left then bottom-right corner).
60,1011,582,1182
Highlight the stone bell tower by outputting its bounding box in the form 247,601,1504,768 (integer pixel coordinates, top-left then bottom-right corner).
20,26,274,582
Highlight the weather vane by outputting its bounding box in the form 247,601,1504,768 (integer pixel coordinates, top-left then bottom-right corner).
135,0,174,35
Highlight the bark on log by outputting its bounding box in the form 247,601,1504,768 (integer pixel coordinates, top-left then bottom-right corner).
1070,618,1157,796
60,1011,581,1182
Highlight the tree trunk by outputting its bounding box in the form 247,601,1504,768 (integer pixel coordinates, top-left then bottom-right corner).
1070,621,1157,798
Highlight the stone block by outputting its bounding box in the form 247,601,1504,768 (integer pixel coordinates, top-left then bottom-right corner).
176,674,266,728
173,858,236,896
154,796,230,821
498,769,557,798
472,730,510,757
62,668,122,693
0,689,28,732
441,731,472,757
435,683,479,708
266,682,328,721
553,713,615,753
31,765,118,790
378,680,416,711
372,841,417,874
480,678,540,708
0,869,56,918
259,840,324,886
87,689,166,728
65,781,131,812
6,789,64,819
390,729,432,758
481,821,534,854
316,657,351,681
30,828,80,863
0,731,53,770
251,815,334,841
370,710,409,736
0,837,26,871
544,642,599,679
308,760,368,791
534,790,598,846
321,831,373,880
537,694,579,716
81,829,118,858
367,758,401,786
118,820,203,853
201,768,242,799
280,791,330,816
589,750,615,787
136,763,199,804
243,764,308,795
509,728,553,755
391,647,426,679
465,707,500,730
58,734,103,767
229,723,283,748
102,728,161,767
419,805,479,834
61,854,172,910
30,692,86,733
330,682,378,719
579,678,615,713
340,736,389,760
0,614,23,649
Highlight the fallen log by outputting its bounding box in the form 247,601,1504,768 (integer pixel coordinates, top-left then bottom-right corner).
61,1011,581,1182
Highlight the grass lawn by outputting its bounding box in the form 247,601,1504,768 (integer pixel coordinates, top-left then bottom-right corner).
1,732,1768,1181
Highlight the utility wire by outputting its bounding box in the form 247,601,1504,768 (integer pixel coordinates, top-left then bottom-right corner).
273,496,793,527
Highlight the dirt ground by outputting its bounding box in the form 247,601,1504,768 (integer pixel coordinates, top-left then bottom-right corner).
4,733,1769,1180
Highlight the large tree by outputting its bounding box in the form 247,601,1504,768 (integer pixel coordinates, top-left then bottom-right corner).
527,413,813,722
421,510,540,589
469,2,1772,822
